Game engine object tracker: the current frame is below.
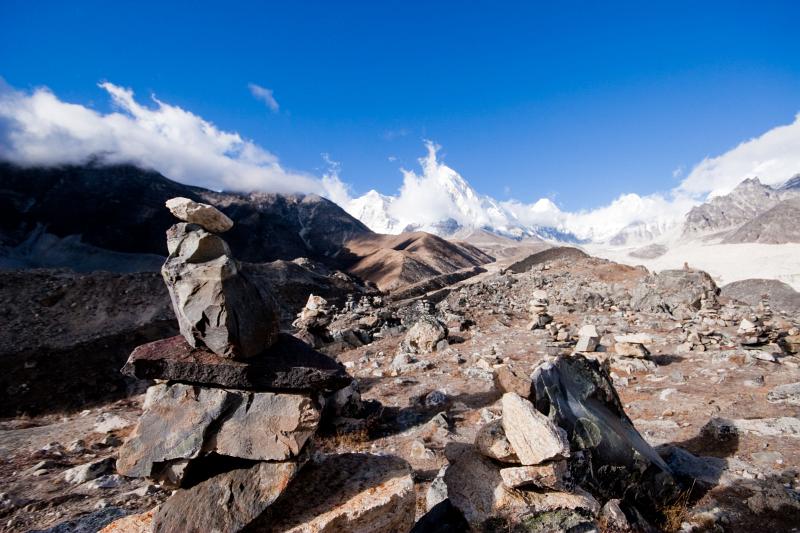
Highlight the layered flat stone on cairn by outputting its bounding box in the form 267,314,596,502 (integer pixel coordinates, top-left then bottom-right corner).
122,333,351,392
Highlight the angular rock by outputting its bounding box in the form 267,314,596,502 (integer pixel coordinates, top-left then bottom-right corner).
122,334,351,392
444,443,598,529
493,363,532,397
253,453,416,533
117,383,232,478
531,355,679,512
410,499,470,533
64,457,116,484
165,197,233,233
153,460,302,533
575,324,600,352
162,252,279,359
100,507,157,533
499,461,570,490
166,223,231,262
475,419,519,463
501,392,570,465
211,392,320,461
614,341,650,358
404,315,448,353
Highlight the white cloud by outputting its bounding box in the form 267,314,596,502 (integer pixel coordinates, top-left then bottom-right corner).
0,80,343,196
679,112,800,197
247,83,279,113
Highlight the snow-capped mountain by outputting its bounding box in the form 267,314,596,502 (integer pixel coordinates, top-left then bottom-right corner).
341,143,580,242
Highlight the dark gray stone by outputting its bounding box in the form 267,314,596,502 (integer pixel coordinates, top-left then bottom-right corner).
122,334,351,392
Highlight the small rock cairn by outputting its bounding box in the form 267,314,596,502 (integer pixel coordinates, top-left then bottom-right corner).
113,198,414,532
527,289,553,330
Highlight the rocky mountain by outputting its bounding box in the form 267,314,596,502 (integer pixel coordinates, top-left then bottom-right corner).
0,162,372,270
343,231,494,291
682,177,800,239
723,197,800,244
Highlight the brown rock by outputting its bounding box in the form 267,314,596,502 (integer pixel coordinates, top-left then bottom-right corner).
153,460,302,533
475,419,519,463
499,461,570,490
122,334,351,392
99,507,157,533
493,363,531,397
165,197,234,233
255,453,416,533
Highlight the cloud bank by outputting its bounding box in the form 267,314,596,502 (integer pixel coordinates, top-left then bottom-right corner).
0,80,328,194
248,83,280,113
1,79,799,244
679,112,800,198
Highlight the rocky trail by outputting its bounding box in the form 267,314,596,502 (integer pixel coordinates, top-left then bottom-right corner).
1,199,800,532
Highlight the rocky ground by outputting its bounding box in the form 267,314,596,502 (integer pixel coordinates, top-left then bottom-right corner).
2,251,800,531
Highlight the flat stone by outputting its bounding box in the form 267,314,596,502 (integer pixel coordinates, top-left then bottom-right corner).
153,460,302,533
122,333,351,392
475,419,519,463
211,392,320,461
64,457,116,484
165,197,233,233
767,382,800,406
614,333,653,344
118,383,319,479
117,383,232,478
501,392,569,465
166,223,231,262
253,453,416,533
499,461,570,490
614,342,650,358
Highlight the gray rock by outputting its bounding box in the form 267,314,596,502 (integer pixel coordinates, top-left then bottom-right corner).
162,248,279,359
153,459,303,533
767,382,800,406
444,443,598,529
166,223,231,262
501,392,570,465
33,507,128,533
211,391,320,461
63,457,115,485
575,324,600,352
117,383,231,478
475,419,519,463
122,334,352,392
426,466,449,511
165,197,234,233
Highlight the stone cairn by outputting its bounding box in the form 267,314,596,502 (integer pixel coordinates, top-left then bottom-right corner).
526,289,553,330
443,355,680,531
112,198,416,533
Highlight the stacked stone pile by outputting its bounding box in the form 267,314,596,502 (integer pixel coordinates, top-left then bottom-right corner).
526,289,553,330
442,354,680,531
113,198,414,532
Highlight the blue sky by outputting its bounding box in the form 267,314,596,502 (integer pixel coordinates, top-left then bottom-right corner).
2,1,800,211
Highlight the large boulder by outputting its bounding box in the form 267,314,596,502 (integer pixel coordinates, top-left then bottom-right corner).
631,269,718,316
530,355,679,516
161,223,279,359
